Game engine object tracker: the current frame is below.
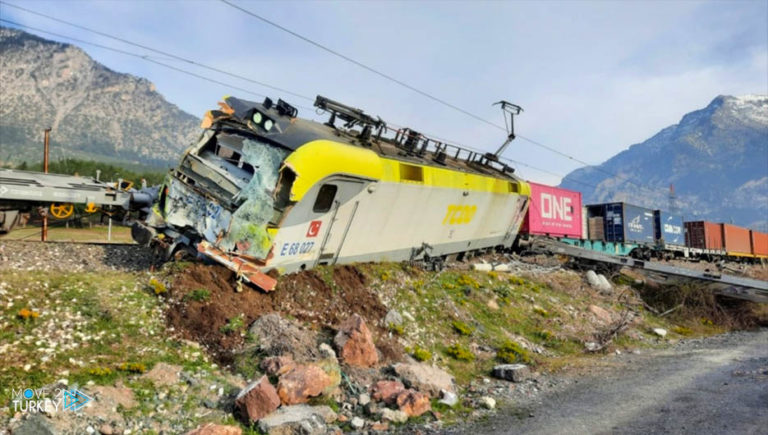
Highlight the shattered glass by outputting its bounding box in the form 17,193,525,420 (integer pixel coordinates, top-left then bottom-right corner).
218,138,289,258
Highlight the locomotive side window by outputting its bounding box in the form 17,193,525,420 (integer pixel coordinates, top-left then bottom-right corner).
313,184,338,213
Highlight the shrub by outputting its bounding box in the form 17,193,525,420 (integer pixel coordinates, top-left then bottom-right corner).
88,367,113,377
672,325,693,336
388,322,404,336
496,340,532,364
452,320,474,336
185,288,211,302
445,343,475,361
149,278,167,295
118,362,147,373
412,346,432,362
17,308,40,321
457,274,480,289
492,285,512,301
221,314,246,334
533,306,549,317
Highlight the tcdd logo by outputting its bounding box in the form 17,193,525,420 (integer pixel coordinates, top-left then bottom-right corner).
306,220,322,238
540,193,572,221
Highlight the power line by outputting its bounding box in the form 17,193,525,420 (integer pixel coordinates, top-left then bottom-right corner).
0,0,315,102
0,19,272,101
0,13,601,189
219,0,660,194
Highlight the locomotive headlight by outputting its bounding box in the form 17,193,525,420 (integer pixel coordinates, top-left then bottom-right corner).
252,111,263,124
263,119,274,131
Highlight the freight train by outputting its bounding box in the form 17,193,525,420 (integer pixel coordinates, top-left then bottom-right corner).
3,94,763,292
518,182,768,262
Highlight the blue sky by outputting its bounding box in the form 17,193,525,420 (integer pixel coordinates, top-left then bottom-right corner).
1,0,766,185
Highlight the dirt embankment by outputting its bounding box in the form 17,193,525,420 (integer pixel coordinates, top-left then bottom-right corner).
166,263,400,364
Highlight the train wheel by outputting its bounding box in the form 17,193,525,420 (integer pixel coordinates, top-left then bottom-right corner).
84,202,99,214
49,203,74,219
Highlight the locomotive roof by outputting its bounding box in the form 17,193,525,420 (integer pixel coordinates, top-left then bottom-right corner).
211,96,522,182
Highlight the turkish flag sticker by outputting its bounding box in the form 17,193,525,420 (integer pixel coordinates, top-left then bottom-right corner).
306,220,322,238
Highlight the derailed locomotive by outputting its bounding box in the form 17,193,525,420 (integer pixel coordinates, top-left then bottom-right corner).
132,96,531,290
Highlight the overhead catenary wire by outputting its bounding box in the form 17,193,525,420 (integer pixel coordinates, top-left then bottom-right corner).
218,0,663,196
0,1,315,102
2,10,605,190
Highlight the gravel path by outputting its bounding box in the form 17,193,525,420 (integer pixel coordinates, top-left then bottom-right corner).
0,240,157,272
460,329,768,435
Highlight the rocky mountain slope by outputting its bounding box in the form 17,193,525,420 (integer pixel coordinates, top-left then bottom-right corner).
560,95,768,229
0,27,199,168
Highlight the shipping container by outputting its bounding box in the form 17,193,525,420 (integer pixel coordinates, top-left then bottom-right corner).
722,224,752,255
685,221,724,251
750,231,768,256
654,210,685,246
586,202,655,244
520,182,582,238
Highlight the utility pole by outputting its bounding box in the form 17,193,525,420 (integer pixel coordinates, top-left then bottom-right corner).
41,127,51,242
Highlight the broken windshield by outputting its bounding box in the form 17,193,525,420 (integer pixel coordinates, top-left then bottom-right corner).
215,136,290,258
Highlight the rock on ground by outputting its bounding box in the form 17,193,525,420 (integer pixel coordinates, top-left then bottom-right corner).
370,380,405,404
438,389,458,407
586,271,612,292
492,364,531,383
185,423,243,435
261,355,296,377
257,405,337,435
393,363,455,396
350,416,365,430
142,362,182,387
384,309,403,327
277,364,332,405
334,313,379,367
11,414,56,435
250,313,320,362
235,376,281,422
396,389,431,417
588,305,614,324
653,328,668,338
380,408,409,424
480,396,496,409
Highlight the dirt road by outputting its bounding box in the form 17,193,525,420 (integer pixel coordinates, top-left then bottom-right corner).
461,329,768,435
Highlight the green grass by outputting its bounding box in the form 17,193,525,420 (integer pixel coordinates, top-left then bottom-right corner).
0,225,134,243
185,288,211,302
0,270,214,408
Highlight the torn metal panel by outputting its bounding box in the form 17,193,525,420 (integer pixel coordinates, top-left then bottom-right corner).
197,241,277,291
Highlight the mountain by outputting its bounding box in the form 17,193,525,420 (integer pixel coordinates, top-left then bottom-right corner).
0,27,199,168
560,95,768,230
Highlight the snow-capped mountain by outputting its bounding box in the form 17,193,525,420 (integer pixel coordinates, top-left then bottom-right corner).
560,95,768,230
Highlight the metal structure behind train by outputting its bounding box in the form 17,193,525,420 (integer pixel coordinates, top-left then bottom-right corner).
131,96,532,290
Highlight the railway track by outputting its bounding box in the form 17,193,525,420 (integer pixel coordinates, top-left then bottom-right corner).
532,238,768,303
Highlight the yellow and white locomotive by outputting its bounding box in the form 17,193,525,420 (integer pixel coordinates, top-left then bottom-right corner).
133,96,531,290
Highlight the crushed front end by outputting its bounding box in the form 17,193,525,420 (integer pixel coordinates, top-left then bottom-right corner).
132,97,299,290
